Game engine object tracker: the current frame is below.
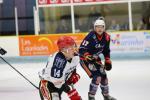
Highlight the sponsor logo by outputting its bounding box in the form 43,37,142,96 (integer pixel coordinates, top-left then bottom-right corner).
111,34,120,46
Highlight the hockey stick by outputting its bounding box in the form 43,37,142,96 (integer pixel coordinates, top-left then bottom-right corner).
0,56,39,90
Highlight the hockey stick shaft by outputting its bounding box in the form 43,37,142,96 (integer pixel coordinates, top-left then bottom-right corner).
0,56,39,89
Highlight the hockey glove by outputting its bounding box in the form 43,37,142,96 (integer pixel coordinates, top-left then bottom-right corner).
94,60,103,67
0,48,7,55
67,88,82,100
66,72,80,85
104,59,112,71
85,54,96,64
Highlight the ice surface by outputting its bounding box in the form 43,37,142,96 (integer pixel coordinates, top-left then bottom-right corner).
0,59,150,100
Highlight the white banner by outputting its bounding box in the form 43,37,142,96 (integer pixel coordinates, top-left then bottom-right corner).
110,31,147,54
143,31,150,52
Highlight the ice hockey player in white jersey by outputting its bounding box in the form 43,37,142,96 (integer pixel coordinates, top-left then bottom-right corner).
38,36,82,100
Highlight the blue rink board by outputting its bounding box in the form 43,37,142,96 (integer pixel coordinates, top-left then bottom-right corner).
0,52,150,64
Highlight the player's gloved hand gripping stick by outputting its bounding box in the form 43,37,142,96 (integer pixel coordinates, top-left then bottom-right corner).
65,71,82,100
84,54,112,71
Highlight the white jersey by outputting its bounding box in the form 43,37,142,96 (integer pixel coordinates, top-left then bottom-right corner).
39,52,79,88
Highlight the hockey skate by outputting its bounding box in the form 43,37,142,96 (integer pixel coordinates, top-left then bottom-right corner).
88,93,95,100
88,96,95,100
103,95,117,100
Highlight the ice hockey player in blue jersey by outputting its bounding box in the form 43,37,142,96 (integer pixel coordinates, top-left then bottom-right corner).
38,36,82,100
79,17,116,100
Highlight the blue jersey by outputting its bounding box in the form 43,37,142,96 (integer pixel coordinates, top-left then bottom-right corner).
79,31,110,60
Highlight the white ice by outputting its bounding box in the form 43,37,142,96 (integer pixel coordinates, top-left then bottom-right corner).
0,59,150,100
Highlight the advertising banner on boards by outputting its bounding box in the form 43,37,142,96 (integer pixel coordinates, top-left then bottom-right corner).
19,34,85,56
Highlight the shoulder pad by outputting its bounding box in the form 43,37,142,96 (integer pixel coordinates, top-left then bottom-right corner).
85,31,96,40
104,32,110,41
56,52,66,61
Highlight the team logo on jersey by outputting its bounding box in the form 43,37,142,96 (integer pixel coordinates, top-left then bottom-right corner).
95,44,101,48
89,64,97,71
54,57,66,68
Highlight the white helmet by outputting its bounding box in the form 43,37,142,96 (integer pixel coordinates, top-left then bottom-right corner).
94,17,105,29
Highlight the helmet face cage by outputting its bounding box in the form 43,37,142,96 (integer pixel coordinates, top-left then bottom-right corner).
63,44,77,54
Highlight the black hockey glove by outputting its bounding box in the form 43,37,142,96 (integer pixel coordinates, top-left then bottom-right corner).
104,59,112,71
85,55,96,64
0,48,7,55
60,83,71,93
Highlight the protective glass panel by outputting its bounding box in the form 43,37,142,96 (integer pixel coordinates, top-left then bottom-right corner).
74,3,129,33
39,6,72,34
132,1,150,30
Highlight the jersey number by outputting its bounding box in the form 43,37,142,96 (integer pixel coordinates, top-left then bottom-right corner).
82,40,89,46
53,69,61,78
